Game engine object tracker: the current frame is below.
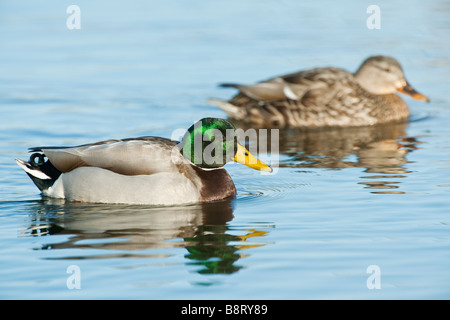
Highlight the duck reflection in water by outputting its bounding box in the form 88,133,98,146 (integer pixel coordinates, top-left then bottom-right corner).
233,120,422,194
24,199,271,274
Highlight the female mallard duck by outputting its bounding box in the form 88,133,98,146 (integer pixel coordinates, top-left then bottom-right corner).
208,56,429,128
15,118,272,205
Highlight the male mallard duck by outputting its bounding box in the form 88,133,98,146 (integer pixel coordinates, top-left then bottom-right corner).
15,118,272,205
208,56,429,128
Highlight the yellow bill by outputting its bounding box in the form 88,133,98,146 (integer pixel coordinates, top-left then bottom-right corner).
234,143,273,173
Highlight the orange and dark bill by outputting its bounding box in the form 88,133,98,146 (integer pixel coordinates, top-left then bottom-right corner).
397,80,429,102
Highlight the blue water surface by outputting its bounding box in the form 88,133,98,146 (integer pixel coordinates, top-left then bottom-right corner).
0,0,449,299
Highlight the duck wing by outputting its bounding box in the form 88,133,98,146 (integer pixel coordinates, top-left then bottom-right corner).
220,67,358,105
220,77,291,101
216,67,380,127
276,67,358,105
31,137,183,176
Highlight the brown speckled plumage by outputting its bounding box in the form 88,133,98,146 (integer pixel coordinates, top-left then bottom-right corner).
209,56,428,128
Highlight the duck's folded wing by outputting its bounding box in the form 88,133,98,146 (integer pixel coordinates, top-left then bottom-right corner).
222,68,357,104
220,78,292,102
279,67,359,107
37,137,182,176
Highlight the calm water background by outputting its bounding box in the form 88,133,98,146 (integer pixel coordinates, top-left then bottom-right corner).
0,0,449,299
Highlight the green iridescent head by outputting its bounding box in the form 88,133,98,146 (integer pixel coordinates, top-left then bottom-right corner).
179,118,272,172
179,118,237,168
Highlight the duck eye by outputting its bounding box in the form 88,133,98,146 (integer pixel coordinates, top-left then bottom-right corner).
244,151,249,157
